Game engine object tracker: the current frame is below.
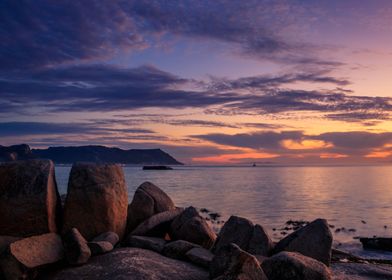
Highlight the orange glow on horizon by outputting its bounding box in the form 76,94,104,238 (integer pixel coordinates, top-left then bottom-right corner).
192,152,279,163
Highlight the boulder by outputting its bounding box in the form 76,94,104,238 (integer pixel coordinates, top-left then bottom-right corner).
0,233,63,279
359,237,392,251
0,159,62,237
272,218,333,266
262,251,331,280
88,241,113,255
45,248,209,280
62,228,91,265
248,224,274,256
210,243,267,280
126,236,167,253
91,232,119,247
62,162,128,240
162,240,200,260
186,247,214,268
131,208,183,237
213,216,273,256
170,207,216,249
126,182,175,233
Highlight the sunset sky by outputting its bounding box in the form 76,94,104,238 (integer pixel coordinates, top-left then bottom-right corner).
2,0,392,164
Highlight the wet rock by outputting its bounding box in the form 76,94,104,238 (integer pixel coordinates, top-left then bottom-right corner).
273,218,333,266
213,216,273,256
88,241,113,255
63,228,91,265
0,159,62,237
131,208,183,237
45,248,208,280
248,224,274,256
186,247,214,268
162,240,200,260
262,251,331,280
126,182,175,233
359,237,392,251
210,243,267,280
91,231,119,247
213,216,253,253
170,207,216,249
126,235,167,253
0,233,63,279
62,162,128,240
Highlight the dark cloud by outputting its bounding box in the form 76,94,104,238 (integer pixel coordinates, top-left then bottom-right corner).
0,64,242,112
0,122,153,136
313,131,392,150
193,130,392,158
207,71,349,92
194,131,304,150
216,89,392,117
325,111,390,124
0,0,340,71
241,123,288,129
1,63,390,124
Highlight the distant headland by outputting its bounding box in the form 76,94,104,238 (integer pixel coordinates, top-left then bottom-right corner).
0,144,182,165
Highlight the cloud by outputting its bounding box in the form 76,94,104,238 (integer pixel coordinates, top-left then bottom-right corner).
207,71,350,92
193,130,392,158
0,0,341,71
194,131,304,150
0,122,154,136
1,63,391,125
0,64,242,112
0,1,146,71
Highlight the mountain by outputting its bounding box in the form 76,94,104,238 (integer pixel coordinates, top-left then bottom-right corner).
0,144,182,165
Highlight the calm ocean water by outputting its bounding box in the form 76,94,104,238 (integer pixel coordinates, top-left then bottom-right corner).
56,165,392,259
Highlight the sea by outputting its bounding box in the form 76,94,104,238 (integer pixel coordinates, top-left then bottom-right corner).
55,164,392,260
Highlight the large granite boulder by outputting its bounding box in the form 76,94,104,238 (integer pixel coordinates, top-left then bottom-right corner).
213,216,273,256
131,208,183,237
62,163,128,240
262,251,331,280
0,233,63,280
45,248,209,280
63,228,91,265
272,218,333,266
126,182,176,233
170,207,216,249
210,243,268,280
0,159,62,237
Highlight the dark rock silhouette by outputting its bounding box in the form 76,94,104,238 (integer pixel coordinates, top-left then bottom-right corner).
33,145,182,165
273,218,333,266
262,251,331,280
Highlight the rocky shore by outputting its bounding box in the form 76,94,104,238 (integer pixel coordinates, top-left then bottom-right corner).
0,159,391,279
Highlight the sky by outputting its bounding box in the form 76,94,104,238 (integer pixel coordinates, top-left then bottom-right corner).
1,0,392,164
